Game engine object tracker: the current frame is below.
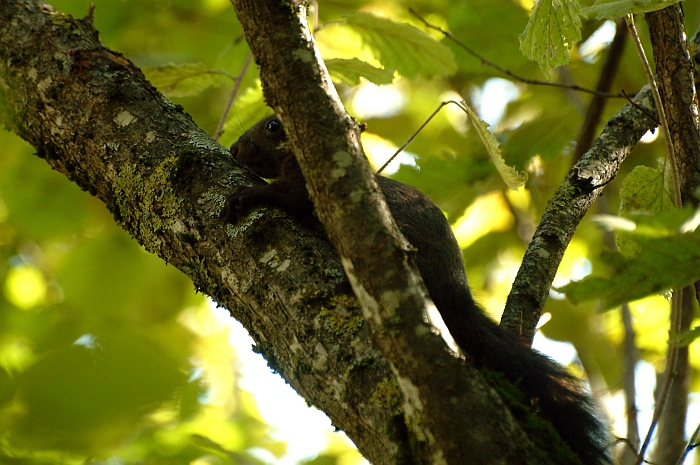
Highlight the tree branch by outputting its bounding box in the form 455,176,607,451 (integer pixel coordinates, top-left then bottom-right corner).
644,6,699,463
0,1,548,463
0,1,399,462
231,0,545,463
502,85,657,342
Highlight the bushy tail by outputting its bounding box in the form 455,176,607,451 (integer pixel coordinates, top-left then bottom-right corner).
446,302,612,465
379,176,611,463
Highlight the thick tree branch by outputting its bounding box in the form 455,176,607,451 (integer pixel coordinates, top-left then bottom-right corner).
0,1,550,464
0,1,401,462
231,1,546,463
502,86,657,341
646,5,700,211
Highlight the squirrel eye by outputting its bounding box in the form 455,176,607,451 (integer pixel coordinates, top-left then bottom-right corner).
266,119,282,133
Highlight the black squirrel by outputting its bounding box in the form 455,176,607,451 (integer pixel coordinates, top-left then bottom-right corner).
220,115,612,465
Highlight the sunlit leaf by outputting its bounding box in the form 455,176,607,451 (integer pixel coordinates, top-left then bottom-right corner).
582,0,682,19
344,12,457,79
559,210,700,310
326,58,395,85
461,102,528,189
617,162,674,257
519,0,582,74
620,163,674,214
143,63,229,98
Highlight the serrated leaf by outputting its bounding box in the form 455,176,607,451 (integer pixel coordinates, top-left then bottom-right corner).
143,63,228,98
462,103,528,189
617,162,674,256
582,0,681,19
344,12,457,79
620,163,674,214
326,58,395,85
519,0,582,74
559,209,700,310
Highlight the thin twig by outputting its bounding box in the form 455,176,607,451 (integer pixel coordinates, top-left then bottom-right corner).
409,8,626,99
625,15,680,208
376,100,466,174
677,422,700,465
626,14,683,465
622,90,660,126
214,52,253,141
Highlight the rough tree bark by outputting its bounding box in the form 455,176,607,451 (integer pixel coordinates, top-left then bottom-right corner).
2,0,693,463
645,6,700,464
501,86,656,341
0,1,539,464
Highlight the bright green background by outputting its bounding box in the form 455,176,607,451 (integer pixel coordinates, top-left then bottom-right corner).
1,0,699,463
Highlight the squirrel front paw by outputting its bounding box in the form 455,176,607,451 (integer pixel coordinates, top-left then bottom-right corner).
219,186,252,226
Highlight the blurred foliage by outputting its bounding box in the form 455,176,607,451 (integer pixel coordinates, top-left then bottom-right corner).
1,0,700,463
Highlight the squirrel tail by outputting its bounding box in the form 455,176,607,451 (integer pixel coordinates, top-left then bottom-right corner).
378,176,611,464
444,303,613,465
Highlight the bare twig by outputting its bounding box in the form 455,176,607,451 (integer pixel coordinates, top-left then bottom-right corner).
625,15,681,209
214,52,253,141
625,14,683,465
376,100,464,174
677,422,700,465
620,303,641,465
622,90,660,126
409,8,626,99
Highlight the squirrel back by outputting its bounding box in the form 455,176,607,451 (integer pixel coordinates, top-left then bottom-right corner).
221,115,612,465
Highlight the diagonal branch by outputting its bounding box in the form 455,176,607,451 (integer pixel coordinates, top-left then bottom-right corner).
502,85,657,342
0,1,400,462
230,0,544,463
0,1,543,463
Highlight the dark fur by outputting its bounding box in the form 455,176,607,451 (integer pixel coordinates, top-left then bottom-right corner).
221,116,612,464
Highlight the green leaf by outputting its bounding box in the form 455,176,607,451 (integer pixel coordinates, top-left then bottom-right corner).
617,161,674,257
344,12,457,79
582,0,682,19
519,0,582,74
559,210,700,310
326,58,395,85
143,63,229,98
221,81,267,147
461,102,528,189
620,163,674,215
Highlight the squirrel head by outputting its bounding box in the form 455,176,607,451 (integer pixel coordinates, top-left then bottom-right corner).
230,115,290,179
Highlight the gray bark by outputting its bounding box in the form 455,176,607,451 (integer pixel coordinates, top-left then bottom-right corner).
0,1,538,463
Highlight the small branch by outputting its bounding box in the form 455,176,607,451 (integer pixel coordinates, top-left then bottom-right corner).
214,52,253,140
625,15,681,209
620,303,641,465
677,422,700,465
501,85,657,342
376,100,463,174
652,286,692,465
409,8,626,99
